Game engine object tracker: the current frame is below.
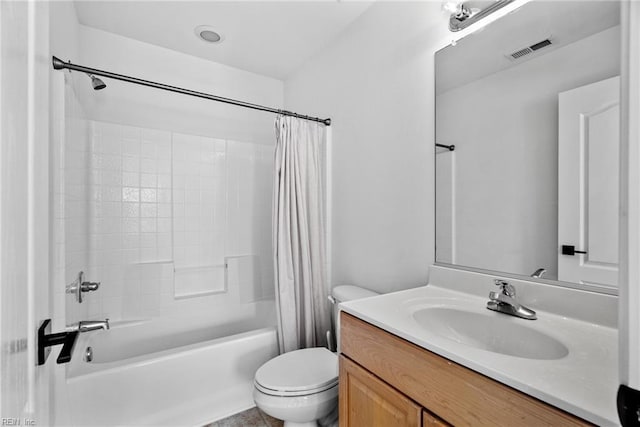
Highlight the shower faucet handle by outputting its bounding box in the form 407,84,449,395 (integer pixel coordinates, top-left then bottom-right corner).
80,281,100,292
66,271,101,304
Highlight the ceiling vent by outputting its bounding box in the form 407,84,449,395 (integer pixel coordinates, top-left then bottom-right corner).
506,38,552,61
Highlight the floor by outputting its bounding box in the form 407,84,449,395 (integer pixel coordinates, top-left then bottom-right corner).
205,407,283,427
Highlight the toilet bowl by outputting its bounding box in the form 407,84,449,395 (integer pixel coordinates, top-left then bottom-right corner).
253,285,378,427
253,347,338,427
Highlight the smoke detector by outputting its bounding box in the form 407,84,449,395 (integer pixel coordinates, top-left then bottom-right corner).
195,25,223,44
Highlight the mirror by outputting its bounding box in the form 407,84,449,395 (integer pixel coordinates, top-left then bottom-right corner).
435,1,620,293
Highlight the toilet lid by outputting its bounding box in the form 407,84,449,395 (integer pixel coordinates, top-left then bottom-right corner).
255,347,338,394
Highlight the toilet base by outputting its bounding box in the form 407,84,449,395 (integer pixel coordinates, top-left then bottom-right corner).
253,384,338,426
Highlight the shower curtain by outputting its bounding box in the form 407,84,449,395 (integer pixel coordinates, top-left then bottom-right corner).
273,115,329,353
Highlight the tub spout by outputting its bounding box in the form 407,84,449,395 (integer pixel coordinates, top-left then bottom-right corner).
71,319,110,333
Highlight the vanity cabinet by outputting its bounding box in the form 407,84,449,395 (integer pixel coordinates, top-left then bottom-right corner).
339,312,592,427
340,355,430,427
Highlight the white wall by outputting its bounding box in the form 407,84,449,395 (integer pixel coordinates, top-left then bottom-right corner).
436,26,620,280
284,2,449,294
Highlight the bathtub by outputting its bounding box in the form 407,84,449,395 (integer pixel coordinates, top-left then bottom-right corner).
66,313,278,426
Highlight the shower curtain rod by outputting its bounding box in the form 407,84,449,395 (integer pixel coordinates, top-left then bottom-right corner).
51,56,331,126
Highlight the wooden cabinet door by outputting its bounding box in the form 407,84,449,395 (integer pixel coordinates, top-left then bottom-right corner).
422,410,450,427
339,355,421,427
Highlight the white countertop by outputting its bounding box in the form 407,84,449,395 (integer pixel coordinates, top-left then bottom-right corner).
340,284,619,426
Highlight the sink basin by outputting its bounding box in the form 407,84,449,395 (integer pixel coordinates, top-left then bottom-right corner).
412,307,569,360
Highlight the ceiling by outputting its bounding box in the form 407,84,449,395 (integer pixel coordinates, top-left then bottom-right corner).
74,1,374,80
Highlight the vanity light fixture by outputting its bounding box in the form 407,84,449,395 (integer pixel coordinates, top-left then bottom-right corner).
445,0,516,32
442,0,473,21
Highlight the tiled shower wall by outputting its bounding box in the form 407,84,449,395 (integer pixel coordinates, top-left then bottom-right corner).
64,120,274,322
172,133,226,297
60,77,91,326
85,123,173,319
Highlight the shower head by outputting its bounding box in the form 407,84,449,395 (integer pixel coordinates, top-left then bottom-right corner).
86,73,106,90
91,75,106,90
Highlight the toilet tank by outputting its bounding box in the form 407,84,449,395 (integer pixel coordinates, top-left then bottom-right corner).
329,285,378,352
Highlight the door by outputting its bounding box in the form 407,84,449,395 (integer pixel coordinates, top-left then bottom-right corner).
618,2,640,423
339,356,422,427
0,1,52,424
558,76,619,291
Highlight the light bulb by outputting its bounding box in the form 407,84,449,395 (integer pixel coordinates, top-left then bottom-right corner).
442,0,463,15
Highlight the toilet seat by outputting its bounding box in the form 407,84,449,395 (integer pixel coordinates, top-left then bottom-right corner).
254,347,338,397
254,378,338,397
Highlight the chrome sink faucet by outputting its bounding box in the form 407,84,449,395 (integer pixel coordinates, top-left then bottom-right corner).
68,319,110,333
530,268,546,278
487,280,537,320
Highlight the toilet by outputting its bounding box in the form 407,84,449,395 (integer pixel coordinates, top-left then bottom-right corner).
253,285,379,427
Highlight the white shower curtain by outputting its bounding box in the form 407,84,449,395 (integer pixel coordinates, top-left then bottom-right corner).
273,115,329,353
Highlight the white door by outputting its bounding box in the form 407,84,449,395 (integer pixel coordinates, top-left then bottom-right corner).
619,0,640,403
0,1,53,424
557,76,619,291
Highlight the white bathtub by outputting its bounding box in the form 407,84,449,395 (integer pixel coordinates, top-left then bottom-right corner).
66,314,278,426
